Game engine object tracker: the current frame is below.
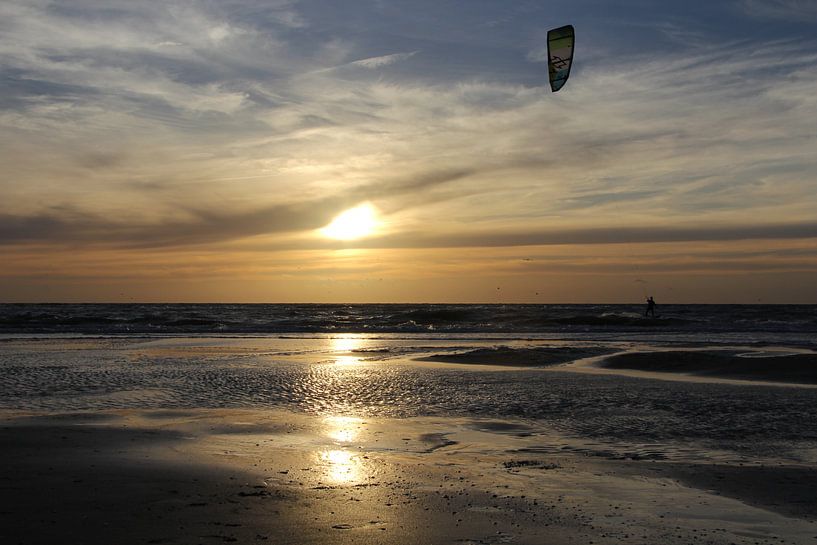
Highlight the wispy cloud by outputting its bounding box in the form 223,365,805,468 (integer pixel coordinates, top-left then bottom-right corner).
349,51,418,69
739,0,817,22
3,32,817,242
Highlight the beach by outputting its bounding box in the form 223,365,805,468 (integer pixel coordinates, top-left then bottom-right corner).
2,322,817,545
4,406,817,545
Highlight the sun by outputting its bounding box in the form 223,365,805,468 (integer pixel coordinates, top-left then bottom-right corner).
320,203,379,240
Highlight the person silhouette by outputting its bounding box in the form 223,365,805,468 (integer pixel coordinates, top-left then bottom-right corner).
645,296,656,317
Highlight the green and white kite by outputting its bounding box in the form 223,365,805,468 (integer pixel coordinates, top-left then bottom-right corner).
547,25,575,92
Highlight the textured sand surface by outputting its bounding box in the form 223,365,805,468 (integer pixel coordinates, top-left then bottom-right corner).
598,350,817,384
2,409,816,545
3,338,817,544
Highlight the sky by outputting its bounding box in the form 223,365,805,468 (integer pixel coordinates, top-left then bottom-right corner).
2,0,817,303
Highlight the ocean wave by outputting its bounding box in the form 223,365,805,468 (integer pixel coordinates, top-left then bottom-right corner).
549,314,692,327
396,307,479,323
1,303,815,337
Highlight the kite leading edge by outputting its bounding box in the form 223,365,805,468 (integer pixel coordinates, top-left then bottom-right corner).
547,25,574,92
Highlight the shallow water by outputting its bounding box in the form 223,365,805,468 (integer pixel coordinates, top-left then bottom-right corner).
3,335,816,465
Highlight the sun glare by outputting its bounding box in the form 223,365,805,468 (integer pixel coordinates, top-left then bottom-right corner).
321,203,378,240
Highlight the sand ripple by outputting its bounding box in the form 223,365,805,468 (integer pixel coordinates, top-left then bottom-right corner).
2,338,817,463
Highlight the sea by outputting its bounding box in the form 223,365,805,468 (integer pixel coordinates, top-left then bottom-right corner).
2,303,817,342
2,303,817,464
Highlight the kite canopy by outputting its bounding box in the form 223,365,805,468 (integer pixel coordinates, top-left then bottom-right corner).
547,25,574,92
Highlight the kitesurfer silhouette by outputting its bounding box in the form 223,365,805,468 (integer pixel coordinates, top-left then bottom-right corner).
645,296,656,317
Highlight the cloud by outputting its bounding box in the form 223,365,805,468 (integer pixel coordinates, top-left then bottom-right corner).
349,51,418,69
0,201,335,247
9,207,812,250
340,222,817,250
0,167,474,247
2,2,817,262
739,0,817,22
0,0,297,120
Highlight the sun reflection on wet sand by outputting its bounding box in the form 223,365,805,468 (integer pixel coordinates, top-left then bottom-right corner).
325,415,363,442
318,449,363,483
317,415,369,483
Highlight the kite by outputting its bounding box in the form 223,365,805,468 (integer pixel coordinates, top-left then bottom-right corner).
547,25,574,92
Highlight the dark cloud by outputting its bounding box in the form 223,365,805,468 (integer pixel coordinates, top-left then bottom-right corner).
3,194,817,250
559,189,663,209
508,259,817,275
740,0,817,22
0,201,338,248
45,2,154,24
76,151,128,169
0,70,102,111
0,168,474,248
344,222,817,250
369,168,474,200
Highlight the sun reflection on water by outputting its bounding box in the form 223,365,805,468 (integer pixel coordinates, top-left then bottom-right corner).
329,335,365,365
306,337,378,484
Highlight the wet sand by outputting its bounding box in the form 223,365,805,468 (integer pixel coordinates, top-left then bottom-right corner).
423,344,817,387
598,350,817,384
3,337,817,544
418,346,616,367
2,409,816,545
